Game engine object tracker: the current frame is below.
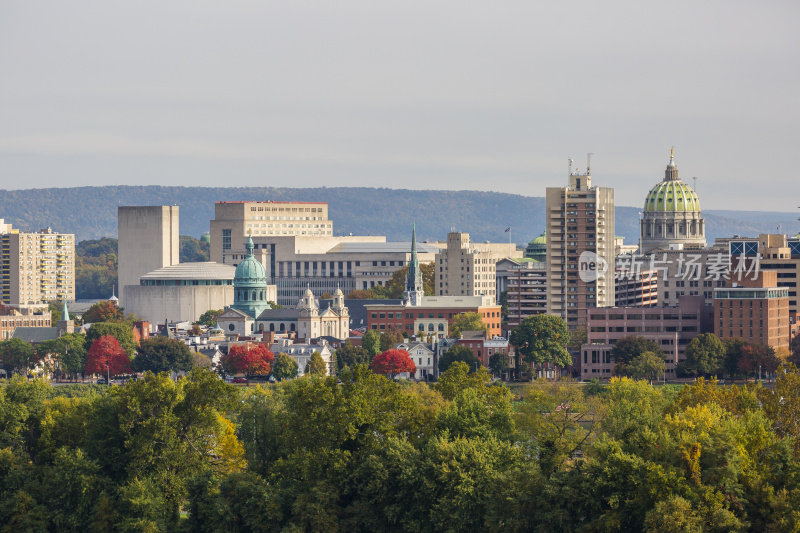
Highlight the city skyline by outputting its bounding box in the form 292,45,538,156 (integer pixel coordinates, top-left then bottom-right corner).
1,1,798,211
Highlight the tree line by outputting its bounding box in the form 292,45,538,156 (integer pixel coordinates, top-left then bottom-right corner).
5,364,800,531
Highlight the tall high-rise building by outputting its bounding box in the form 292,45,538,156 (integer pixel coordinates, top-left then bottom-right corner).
545,160,615,328
0,220,75,305
118,206,180,306
434,232,519,299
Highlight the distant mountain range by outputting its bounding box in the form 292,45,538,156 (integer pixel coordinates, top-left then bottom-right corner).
0,186,797,246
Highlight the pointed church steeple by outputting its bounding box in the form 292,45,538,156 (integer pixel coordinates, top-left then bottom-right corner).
404,223,424,306
62,301,69,322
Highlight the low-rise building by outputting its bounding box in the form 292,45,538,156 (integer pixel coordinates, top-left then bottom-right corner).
714,270,790,352
396,341,436,380
268,337,335,376
124,262,243,325
454,330,512,368
364,295,503,339
0,305,53,340
434,231,520,299
580,295,712,380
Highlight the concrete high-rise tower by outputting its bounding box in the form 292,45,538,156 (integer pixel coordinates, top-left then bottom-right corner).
117,206,179,306
545,158,615,329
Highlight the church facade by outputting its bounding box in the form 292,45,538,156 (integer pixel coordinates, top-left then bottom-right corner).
218,235,349,340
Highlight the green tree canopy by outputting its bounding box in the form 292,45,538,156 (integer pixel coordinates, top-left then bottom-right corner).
334,341,370,371
681,333,726,376
304,351,328,375
0,338,37,375
449,312,488,339
610,336,663,374
439,344,481,373
362,329,381,357
37,333,87,377
509,314,570,368
196,309,223,327
272,353,299,380
488,352,509,377
132,336,194,374
622,351,666,383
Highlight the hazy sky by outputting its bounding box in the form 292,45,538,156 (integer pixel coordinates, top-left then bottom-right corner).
1,1,798,211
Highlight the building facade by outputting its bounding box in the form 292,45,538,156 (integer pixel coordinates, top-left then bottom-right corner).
434,231,519,299
210,201,333,263
496,258,546,330
0,221,75,306
118,206,180,307
714,270,790,352
124,262,239,325
545,161,615,328
580,295,712,379
0,306,52,341
365,295,502,339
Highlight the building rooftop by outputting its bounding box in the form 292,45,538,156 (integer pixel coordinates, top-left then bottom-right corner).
140,262,236,281
12,327,61,343
365,295,495,308
326,241,441,254
215,201,327,205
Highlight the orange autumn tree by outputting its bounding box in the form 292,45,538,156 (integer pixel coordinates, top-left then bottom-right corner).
371,348,416,379
222,344,274,376
85,334,131,376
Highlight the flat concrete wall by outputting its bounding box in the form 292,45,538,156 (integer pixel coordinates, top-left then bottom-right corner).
124,285,232,325
118,206,179,306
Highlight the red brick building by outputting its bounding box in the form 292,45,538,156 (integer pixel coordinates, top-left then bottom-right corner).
714,271,790,352
365,296,502,339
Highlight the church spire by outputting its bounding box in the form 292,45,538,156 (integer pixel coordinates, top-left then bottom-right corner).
404,223,424,306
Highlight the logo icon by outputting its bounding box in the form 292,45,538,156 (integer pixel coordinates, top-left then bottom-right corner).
578,251,608,283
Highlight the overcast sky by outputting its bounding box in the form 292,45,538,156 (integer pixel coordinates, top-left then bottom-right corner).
1,1,798,211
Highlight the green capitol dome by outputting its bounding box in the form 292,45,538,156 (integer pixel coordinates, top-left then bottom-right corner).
644,180,700,213
525,231,546,262
639,148,706,253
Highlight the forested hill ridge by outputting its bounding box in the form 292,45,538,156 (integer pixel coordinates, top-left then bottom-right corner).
0,185,796,245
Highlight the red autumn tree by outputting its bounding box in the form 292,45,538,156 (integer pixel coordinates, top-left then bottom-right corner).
371,349,416,379
222,343,274,376
85,334,131,376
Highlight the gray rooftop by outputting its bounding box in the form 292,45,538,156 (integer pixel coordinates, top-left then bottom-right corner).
12,327,61,343
140,262,236,281
326,242,441,254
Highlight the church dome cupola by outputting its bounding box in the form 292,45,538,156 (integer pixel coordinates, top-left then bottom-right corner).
232,235,271,318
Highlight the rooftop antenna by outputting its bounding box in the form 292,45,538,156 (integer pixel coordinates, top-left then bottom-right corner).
692,176,697,193
568,158,574,175
587,153,593,174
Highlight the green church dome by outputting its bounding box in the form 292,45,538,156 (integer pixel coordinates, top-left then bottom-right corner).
644,180,700,213
234,236,266,285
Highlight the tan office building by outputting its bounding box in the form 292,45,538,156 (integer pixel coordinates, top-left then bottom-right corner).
210,201,332,263
0,220,75,305
434,232,520,299
545,163,615,328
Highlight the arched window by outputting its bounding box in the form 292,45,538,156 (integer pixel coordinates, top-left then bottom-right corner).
252,291,257,301
290,323,296,332
438,323,445,331
258,323,264,332
270,323,275,332
260,291,264,300
428,323,434,331
280,323,285,332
